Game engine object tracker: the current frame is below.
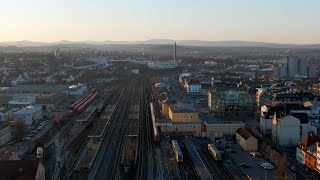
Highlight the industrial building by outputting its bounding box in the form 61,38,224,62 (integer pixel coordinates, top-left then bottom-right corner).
13,106,42,125
205,121,245,140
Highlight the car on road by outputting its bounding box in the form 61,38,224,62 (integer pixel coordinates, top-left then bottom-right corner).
240,163,251,168
262,163,275,170
259,161,270,167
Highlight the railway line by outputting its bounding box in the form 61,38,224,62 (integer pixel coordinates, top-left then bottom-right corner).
88,80,136,180
178,142,199,180
196,143,234,180
136,77,154,180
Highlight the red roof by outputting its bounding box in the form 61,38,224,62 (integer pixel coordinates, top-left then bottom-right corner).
299,135,320,149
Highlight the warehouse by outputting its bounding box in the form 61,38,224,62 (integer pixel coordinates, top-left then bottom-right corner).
236,128,258,151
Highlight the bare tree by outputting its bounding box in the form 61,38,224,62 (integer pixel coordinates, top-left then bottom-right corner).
14,118,26,141
274,155,288,180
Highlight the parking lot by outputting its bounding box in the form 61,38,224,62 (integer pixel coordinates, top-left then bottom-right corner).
226,143,275,180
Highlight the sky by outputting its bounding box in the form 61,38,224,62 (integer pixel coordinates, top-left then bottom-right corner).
0,0,319,44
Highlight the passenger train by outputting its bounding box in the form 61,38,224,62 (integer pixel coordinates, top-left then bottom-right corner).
208,144,221,161
172,140,183,163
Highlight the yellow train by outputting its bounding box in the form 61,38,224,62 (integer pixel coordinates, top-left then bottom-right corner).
208,144,221,161
172,140,183,163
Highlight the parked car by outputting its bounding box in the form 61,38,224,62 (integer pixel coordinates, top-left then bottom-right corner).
259,161,270,167
240,163,251,168
262,163,275,170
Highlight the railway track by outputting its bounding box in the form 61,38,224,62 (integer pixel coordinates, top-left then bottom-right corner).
197,144,233,180
178,143,200,180
88,80,136,180
136,77,154,180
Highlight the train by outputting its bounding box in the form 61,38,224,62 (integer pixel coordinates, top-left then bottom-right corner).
172,140,183,163
208,144,221,161
66,91,100,117
150,103,160,143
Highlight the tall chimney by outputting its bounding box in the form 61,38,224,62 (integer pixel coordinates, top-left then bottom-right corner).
174,42,176,61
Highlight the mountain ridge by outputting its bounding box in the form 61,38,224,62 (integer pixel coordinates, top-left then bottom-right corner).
0,39,319,48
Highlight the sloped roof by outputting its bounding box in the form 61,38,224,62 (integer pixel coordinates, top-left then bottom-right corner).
300,135,320,149
236,128,253,140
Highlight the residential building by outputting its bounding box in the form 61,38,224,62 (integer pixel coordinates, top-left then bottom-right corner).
296,135,320,170
0,122,11,146
312,84,320,96
205,121,245,140
272,92,315,104
13,106,42,125
236,128,258,151
186,79,201,95
208,85,254,117
272,115,301,146
286,56,310,77
0,160,45,180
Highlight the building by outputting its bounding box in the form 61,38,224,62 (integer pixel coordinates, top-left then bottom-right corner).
272,115,301,146
205,121,245,140
304,101,320,120
157,119,202,137
0,160,45,180
272,92,315,104
0,122,11,146
186,79,201,95
287,56,310,77
296,135,320,170
160,99,201,136
65,84,88,96
35,93,66,111
317,142,320,172
161,99,199,123
312,84,320,96
13,106,42,125
208,85,254,117
147,60,177,69
236,128,258,151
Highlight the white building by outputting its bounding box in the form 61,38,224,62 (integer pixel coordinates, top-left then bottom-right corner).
186,79,201,95
272,115,301,146
13,106,42,126
64,84,88,96
147,60,177,69
304,101,320,120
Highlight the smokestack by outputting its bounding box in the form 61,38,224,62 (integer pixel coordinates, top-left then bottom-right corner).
174,42,176,61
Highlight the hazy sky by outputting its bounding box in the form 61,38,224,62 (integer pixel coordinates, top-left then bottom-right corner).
0,0,319,44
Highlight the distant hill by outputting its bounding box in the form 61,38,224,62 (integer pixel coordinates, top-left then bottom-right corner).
0,39,319,49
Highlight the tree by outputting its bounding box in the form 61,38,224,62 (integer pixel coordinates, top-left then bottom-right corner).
14,118,26,141
274,155,288,180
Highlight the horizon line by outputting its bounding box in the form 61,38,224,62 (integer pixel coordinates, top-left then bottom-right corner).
0,39,319,45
